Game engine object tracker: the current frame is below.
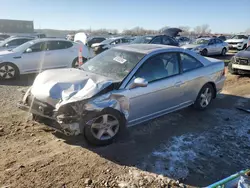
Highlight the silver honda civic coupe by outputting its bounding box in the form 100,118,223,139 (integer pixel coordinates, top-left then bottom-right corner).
18,44,226,146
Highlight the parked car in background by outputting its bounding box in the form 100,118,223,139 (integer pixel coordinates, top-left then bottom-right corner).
176,36,191,46
225,35,250,50
18,44,225,146
92,37,132,55
228,46,250,75
0,34,10,41
182,37,228,56
0,38,93,80
86,37,106,47
131,35,179,46
0,36,34,51
217,35,227,41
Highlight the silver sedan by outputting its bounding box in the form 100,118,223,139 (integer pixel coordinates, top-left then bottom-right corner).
18,44,226,146
182,38,229,56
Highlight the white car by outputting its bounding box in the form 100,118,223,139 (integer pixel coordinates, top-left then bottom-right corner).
225,35,250,50
0,38,93,80
0,36,34,51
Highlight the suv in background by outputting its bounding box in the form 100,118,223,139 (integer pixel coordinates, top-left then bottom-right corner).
0,36,34,51
225,35,250,50
131,34,179,46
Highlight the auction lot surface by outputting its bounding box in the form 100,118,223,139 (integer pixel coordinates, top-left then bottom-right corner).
1,53,250,187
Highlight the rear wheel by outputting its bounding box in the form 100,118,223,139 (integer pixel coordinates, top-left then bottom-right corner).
72,57,87,68
194,84,215,110
0,63,19,80
221,48,227,56
201,49,208,56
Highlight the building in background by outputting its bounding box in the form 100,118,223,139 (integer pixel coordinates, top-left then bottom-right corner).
0,19,34,33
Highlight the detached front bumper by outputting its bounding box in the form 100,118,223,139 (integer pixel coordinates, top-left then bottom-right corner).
17,89,82,136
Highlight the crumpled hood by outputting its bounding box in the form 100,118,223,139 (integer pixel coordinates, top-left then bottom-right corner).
235,50,250,58
225,39,245,43
182,44,205,49
31,68,113,107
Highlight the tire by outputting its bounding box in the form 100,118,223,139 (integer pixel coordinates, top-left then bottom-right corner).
242,44,247,50
221,48,227,56
72,57,87,68
193,84,215,110
228,62,238,75
83,108,126,146
0,63,19,80
201,49,208,56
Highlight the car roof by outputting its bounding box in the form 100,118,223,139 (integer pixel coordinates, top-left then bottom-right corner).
114,44,180,54
31,38,70,43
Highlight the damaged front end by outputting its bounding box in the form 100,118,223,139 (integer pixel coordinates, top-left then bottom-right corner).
18,68,129,136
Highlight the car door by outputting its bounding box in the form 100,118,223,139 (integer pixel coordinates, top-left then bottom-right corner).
19,42,47,73
125,52,184,125
178,52,204,104
207,39,216,55
215,39,223,54
42,41,75,69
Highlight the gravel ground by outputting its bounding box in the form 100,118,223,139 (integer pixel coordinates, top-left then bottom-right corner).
0,55,250,187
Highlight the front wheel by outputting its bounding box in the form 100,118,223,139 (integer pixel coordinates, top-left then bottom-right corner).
0,63,19,80
83,109,125,146
193,84,215,110
201,49,208,56
221,48,227,56
228,62,238,75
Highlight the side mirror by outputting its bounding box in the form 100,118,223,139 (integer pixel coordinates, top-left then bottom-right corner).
129,77,148,89
25,48,32,53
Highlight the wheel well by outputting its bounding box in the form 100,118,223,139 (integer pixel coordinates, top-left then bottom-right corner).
206,82,217,98
0,62,20,73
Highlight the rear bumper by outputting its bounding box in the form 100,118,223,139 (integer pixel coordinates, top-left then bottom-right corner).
216,77,226,94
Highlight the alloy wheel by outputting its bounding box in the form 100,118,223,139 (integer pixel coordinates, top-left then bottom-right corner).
200,87,212,108
90,114,120,140
0,65,15,79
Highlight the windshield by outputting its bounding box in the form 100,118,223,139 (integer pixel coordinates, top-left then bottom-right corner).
131,36,153,44
231,35,247,39
12,41,34,52
193,39,209,44
81,49,145,80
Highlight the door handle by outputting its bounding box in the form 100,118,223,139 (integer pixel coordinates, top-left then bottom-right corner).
175,81,183,87
13,56,21,59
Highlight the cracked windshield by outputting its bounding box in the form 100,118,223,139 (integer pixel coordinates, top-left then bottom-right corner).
0,0,250,188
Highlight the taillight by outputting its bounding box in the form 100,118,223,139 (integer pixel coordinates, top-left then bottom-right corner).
222,67,225,76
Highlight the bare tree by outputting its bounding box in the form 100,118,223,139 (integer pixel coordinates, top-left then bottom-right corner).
193,24,211,35
178,26,190,36
245,28,250,34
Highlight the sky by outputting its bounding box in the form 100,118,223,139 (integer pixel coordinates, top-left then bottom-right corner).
0,0,250,33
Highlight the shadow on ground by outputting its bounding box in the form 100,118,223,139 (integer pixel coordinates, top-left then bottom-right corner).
50,93,250,187
0,73,37,86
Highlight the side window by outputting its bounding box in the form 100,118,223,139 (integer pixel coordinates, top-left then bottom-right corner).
18,39,31,45
180,53,203,72
209,39,215,45
57,41,73,49
135,53,179,82
29,42,46,52
150,37,162,44
6,39,20,46
216,39,222,44
162,36,172,45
